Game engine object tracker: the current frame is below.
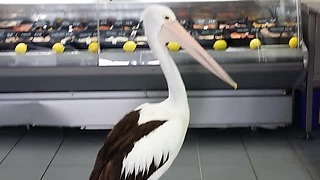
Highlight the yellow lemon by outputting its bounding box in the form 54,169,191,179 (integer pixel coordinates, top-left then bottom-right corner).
123,41,137,52
15,43,27,54
52,43,65,53
88,42,99,53
167,42,181,51
213,40,227,50
289,36,298,48
249,38,262,49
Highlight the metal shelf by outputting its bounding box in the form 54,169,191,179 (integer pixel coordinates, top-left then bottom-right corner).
0,48,304,92
0,0,98,4
0,0,283,4
108,0,282,3
0,47,304,68
100,47,304,65
0,61,303,76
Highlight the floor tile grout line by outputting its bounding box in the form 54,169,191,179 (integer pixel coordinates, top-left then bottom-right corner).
240,135,259,180
195,133,204,180
39,136,66,180
0,129,27,165
286,133,316,180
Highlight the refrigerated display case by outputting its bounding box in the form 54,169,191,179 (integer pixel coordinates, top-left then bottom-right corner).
0,0,306,129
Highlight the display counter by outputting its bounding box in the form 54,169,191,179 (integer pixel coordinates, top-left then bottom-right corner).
0,0,306,129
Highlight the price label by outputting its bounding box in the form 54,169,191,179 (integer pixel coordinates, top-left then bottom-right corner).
88,21,98,27
269,26,294,33
198,29,223,35
34,20,47,27
0,32,5,39
101,30,129,37
124,20,137,26
195,19,217,25
33,32,44,37
235,28,250,33
51,31,73,38
78,32,93,38
256,18,276,24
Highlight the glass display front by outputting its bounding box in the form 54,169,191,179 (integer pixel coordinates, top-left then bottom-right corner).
0,0,301,67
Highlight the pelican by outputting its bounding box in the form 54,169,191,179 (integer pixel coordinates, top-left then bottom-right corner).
89,5,237,180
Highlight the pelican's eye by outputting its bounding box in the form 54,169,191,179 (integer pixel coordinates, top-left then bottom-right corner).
163,15,171,21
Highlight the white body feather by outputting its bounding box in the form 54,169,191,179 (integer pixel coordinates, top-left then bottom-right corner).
121,101,190,180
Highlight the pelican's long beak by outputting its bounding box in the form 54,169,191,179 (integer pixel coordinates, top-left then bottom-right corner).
159,20,238,89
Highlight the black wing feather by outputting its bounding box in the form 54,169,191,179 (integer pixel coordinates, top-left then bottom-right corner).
89,110,168,180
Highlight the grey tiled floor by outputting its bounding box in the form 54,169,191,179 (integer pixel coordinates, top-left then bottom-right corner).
0,127,319,180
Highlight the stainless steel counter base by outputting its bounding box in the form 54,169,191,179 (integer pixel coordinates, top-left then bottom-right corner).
0,90,292,129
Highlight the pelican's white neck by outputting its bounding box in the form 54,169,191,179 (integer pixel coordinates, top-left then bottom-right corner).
148,37,189,113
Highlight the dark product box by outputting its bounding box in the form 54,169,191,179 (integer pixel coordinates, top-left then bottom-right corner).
134,29,148,48
252,18,276,28
191,29,225,47
100,30,130,48
219,18,248,29
193,18,218,30
112,19,139,31
47,31,74,51
73,30,98,49
260,25,296,45
0,31,18,50
228,27,259,47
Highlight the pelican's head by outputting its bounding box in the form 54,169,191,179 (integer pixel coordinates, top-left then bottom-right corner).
141,5,237,89
141,5,177,38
